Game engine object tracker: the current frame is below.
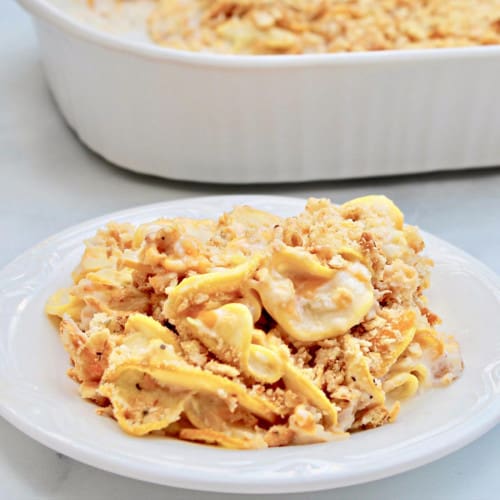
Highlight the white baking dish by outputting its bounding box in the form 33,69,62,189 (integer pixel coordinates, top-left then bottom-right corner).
17,0,500,184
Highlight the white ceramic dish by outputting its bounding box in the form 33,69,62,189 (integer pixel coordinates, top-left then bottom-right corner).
0,195,499,493
16,0,500,184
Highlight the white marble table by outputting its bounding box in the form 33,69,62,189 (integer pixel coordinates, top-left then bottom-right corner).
1,2,499,499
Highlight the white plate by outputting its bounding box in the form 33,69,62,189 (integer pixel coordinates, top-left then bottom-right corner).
0,195,499,493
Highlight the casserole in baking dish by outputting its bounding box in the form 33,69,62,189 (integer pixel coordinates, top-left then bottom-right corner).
17,0,500,183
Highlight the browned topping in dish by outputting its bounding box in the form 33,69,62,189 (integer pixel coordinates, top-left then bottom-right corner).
72,1,500,54
146,0,500,54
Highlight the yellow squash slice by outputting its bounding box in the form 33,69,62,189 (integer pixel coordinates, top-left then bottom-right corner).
45,288,84,321
255,245,374,341
165,254,264,321
344,334,385,405
102,361,279,424
283,364,338,428
341,195,404,230
187,303,284,383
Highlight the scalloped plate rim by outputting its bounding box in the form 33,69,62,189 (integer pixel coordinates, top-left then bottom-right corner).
0,194,499,494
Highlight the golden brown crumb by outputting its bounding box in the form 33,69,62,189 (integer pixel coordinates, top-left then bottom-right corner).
146,0,500,55
264,425,295,447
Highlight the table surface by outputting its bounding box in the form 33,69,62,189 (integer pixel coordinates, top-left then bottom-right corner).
2,2,499,499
